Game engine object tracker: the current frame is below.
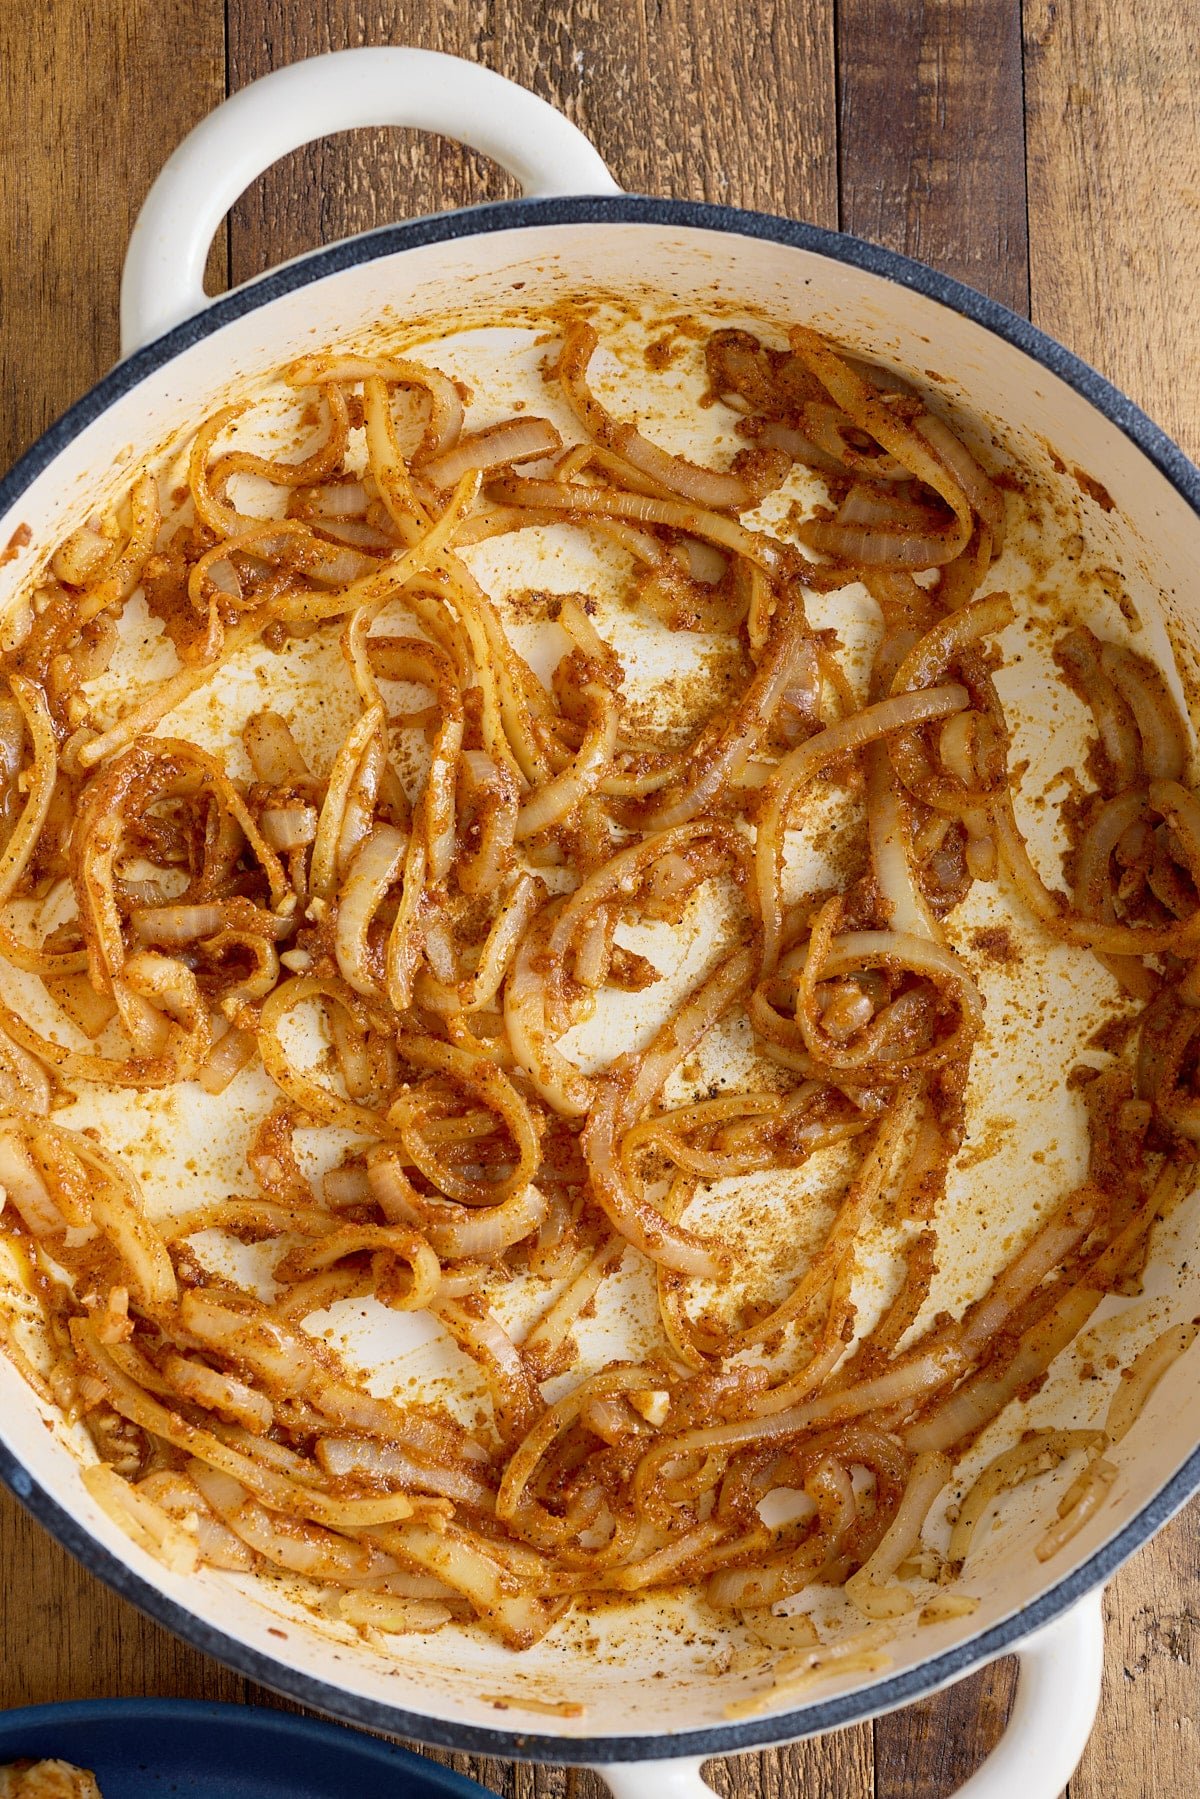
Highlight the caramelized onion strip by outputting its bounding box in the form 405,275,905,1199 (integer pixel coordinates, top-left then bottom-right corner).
559,323,785,510
789,327,976,565
0,677,57,904
757,686,970,970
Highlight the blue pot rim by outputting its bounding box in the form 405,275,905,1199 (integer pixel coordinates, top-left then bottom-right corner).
0,1695,489,1794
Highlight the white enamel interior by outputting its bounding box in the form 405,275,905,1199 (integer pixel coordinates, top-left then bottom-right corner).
2,217,1200,1750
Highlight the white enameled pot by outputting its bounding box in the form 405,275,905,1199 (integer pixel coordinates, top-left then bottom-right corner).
2,46,1200,1799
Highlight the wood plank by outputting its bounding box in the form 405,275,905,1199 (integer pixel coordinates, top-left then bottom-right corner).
1069,1512,1200,1799
837,0,1030,315
703,1735,875,1799
0,0,227,474
1026,7,1200,1795
871,1659,1019,1799
0,0,231,1725
223,1,840,288
1025,0,1200,459
0,1487,244,1707
836,3,1029,1791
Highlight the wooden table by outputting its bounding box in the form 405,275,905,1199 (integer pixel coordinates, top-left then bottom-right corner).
1,3,1198,1794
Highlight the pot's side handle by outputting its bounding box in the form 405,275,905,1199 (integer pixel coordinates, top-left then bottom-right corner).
951,1587,1104,1798
590,1589,1104,1799
119,46,621,357
592,1757,716,1799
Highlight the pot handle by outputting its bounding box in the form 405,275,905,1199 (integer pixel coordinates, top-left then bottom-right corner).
119,46,621,356
590,1588,1104,1799
949,1587,1103,1798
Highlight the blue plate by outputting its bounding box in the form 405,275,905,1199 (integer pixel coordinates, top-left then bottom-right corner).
0,1700,493,1797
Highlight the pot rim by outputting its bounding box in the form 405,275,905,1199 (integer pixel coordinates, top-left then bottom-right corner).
2,190,1199,1763
0,1695,490,1796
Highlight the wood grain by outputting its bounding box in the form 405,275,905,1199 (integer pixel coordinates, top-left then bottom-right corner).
0,1487,244,1708
1024,6,1200,1787
0,0,226,474
1,2,1199,1796
224,1,840,288
837,0,1029,316
1024,0,1200,459
1070,1510,1200,1799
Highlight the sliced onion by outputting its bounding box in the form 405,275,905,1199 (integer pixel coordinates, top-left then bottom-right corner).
435,1298,540,1442
190,1465,397,1582
82,1461,199,1576
1106,1320,1199,1444
260,805,318,851
789,327,976,564
419,416,563,489
845,1450,949,1616
644,597,817,830
52,517,120,587
1100,642,1189,781
559,323,787,510
370,1518,562,1649
0,1128,66,1236
368,1151,548,1257
0,677,58,906
288,355,464,460
243,710,311,783
315,1435,494,1509
135,1469,254,1572
945,1430,1104,1571
515,682,617,838
915,412,1005,551
757,684,970,970
333,824,408,996
298,480,370,518
195,1025,256,1096
161,1352,274,1434
130,904,225,945
1055,628,1142,790
504,911,595,1117
487,473,784,574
